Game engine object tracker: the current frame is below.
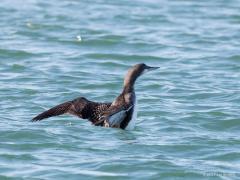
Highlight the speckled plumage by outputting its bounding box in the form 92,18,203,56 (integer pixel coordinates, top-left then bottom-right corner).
32,97,111,124
32,63,159,130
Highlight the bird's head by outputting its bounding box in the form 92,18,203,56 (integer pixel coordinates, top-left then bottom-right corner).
123,63,159,91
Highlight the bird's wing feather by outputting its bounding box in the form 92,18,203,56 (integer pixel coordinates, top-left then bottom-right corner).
95,105,133,127
108,110,127,127
31,101,73,121
31,97,89,121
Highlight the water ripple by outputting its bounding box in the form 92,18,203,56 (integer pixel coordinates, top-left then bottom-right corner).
0,0,240,179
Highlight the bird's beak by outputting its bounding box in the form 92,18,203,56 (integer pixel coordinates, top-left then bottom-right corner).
146,66,160,71
142,66,159,75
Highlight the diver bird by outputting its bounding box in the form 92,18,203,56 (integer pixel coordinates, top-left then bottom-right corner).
32,63,159,130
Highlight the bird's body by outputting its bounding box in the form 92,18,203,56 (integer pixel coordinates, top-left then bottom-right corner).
32,63,159,130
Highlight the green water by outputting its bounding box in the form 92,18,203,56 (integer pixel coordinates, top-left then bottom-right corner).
0,0,240,179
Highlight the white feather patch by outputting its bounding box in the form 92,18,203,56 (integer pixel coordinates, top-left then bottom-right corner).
125,98,137,130
108,110,126,127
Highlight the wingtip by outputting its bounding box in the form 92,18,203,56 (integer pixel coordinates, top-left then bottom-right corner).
31,118,37,122
31,116,41,122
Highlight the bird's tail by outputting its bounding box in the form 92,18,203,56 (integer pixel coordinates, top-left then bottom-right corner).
31,101,72,121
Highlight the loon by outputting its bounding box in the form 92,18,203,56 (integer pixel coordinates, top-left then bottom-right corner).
32,63,159,130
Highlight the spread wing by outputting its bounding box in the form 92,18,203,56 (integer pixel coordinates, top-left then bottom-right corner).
31,97,89,121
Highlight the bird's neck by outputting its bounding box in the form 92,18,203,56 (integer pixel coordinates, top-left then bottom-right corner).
123,69,139,93
123,84,134,93
123,79,137,93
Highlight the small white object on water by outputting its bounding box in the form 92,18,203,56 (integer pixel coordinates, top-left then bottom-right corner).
76,35,82,42
26,22,33,28
66,122,72,126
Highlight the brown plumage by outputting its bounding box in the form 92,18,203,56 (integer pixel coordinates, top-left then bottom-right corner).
32,97,111,124
32,63,159,130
